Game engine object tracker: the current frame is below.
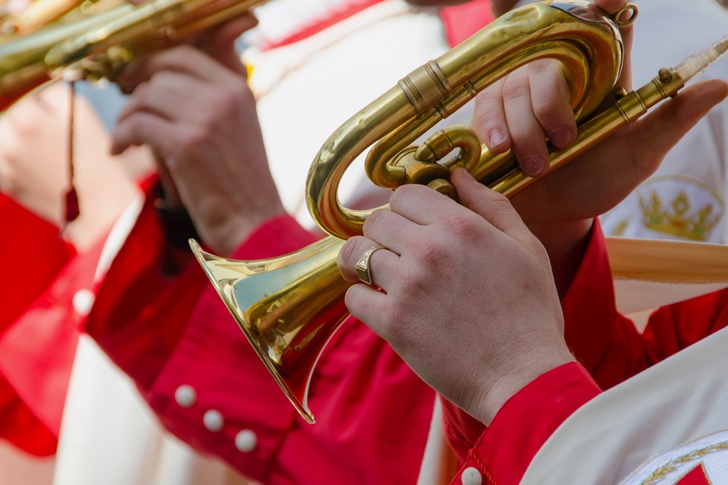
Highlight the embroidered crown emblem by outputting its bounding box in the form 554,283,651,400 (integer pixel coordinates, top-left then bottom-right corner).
639,191,720,241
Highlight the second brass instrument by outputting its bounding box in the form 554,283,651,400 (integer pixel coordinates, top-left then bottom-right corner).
0,0,267,111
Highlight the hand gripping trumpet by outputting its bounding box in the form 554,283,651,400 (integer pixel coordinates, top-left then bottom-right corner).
190,0,728,424
0,0,267,111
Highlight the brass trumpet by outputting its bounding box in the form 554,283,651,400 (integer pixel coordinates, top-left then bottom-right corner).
191,0,727,424
0,0,267,111
0,0,103,36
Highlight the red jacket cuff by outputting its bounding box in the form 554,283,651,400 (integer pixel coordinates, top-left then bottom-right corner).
443,220,612,461
450,362,601,485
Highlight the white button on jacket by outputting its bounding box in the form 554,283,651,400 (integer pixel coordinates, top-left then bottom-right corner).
72,289,95,316
235,429,257,453
461,467,483,485
203,410,224,432
174,385,196,408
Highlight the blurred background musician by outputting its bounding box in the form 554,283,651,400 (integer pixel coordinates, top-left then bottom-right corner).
0,82,154,484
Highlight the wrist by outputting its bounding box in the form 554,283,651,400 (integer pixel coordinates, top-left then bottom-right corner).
474,344,576,425
527,218,593,298
202,204,287,256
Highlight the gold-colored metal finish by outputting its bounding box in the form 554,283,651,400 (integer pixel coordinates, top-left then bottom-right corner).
0,0,267,111
192,3,728,424
480,34,728,199
191,238,349,425
0,0,101,35
354,245,385,286
307,0,626,239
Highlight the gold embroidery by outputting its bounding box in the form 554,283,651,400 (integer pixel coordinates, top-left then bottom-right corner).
639,191,720,241
611,219,630,236
640,441,728,484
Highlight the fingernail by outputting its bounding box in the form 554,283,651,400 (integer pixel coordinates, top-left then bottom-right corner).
549,128,572,147
524,156,544,177
488,130,506,147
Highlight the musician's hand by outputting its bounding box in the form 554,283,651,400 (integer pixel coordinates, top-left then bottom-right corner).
512,77,727,292
337,168,575,425
112,17,285,256
0,83,144,250
474,58,577,177
471,0,727,293
474,0,634,177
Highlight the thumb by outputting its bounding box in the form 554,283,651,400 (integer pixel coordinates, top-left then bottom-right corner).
194,14,258,75
210,14,259,48
451,168,535,243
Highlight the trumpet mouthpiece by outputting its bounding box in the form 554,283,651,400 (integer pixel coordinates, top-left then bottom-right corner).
675,35,728,83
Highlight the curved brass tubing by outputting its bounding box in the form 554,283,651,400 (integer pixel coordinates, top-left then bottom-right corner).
193,2,728,425
190,0,648,424
306,0,632,239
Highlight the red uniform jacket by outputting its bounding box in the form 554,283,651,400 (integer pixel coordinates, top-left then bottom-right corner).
85,189,436,484
0,195,79,455
85,182,728,484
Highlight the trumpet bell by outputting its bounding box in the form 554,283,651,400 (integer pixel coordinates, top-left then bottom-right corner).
189,237,350,424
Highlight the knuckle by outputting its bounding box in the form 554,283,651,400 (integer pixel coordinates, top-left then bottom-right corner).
390,184,426,209
389,185,411,207
131,81,151,104
475,87,504,114
363,208,385,234
477,77,504,102
339,237,364,267
531,96,560,120
445,212,482,244
474,102,504,121
198,89,242,131
501,73,530,100
177,125,209,153
528,236,550,261
530,58,561,76
417,234,454,270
